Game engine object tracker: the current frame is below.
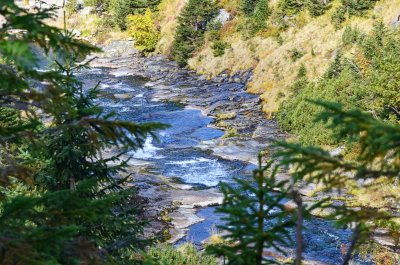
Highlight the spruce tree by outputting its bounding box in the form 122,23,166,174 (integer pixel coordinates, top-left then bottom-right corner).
172,0,218,66
0,1,166,263
241,0,258,16
207,156,301,264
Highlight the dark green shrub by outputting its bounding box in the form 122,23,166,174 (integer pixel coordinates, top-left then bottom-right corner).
212,40,229,57
278,0,303,16
342,26,365,46
241,0,258,16
109,0,161,30
331,5,346,29
145,244,217,265
172,0,218,66
250,0,271,32
342,0,379,16
306,0,331,17
289,48,304,62
331,1,379,29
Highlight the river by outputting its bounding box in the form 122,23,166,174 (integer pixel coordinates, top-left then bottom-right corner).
73,42,366,265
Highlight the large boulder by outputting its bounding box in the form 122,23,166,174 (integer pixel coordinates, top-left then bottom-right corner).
215,9,231,26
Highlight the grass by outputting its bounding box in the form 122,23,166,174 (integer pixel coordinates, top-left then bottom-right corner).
144,243,217,265
215,112,237,120
155,0,400,115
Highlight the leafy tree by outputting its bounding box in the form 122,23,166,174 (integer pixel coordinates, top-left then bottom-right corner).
172,0,218,66
126,9,160,55
0,1,165,263
109,0,161,30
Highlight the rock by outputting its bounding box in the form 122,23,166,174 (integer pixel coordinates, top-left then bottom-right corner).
80,6,94,15
391,13,400,28
215,9,231,26
114,93,133,100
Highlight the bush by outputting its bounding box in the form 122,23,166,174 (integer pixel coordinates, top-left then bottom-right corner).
342,0,379,16
331,6,346,29
126,9,160,55
306,0,331,17
331,0,379,29
278,0,303,16
342,26,365,46
212,40,229,57
250,0,271,32
108,0,161,30
289,48,304,62
172,0,218,66
144,244,217,265
241,0,258,16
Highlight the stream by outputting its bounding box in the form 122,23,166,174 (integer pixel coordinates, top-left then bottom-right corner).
72,43,368,265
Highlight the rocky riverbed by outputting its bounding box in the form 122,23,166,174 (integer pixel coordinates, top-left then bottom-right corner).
78,40,371,265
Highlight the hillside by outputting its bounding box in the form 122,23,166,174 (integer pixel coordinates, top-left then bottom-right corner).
155,0,400,116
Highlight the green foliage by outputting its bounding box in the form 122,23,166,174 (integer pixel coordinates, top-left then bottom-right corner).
342,26,365,46
288,48,304,62
331,6,346,29
239,0,271,34
331,0,379,29
212,40,229,57
108,0,161,30
206,157,299,264
278,0,331,18
251,0,271,32
0,1,166,264
306,0,331,17
241,0,258,16
274,101,400,263
278,23,400,145
66,0,78,16
288,64,308,96
126,9,160,55
172,0,218,66
341,0,379,16
278,0,303,16
144,243,217,265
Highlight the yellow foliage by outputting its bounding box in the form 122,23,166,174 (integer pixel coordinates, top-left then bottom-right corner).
126,9,160,55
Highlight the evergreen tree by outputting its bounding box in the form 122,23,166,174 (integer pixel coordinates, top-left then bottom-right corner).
0,1,166,263
278,0,304,16
306,0,331,17
241,0,258,16
207,156,303,264
275,101,400,264
250,0,271,33
172,0,218,66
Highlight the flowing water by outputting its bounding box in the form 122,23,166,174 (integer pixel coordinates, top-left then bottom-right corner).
77,63,365,265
